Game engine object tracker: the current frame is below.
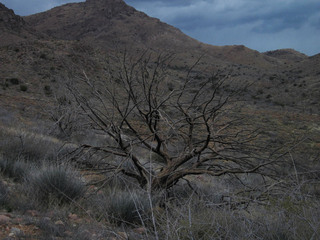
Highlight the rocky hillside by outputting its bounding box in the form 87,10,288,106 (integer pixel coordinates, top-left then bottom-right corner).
24,0,288,69
263,49,308,62
0,3,25,30
0,2,319,239
24,0,200,51
0,3,40,46
0,0,319,121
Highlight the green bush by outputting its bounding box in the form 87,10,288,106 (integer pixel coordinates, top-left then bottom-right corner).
27,164,86,206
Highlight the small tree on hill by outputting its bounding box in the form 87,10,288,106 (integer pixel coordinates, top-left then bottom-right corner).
70,51,277,191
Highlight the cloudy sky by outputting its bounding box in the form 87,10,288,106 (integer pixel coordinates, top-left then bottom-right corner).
2,0,320,56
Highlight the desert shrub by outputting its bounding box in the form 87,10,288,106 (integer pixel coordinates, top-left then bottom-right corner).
0,133,59,164
175,210,220,240
106,189,150,225
85,191,109,221
8,78,20,85
0,180,9,206
70,223,113,240
155,200,236,240
154,189,314,240
26,164,86,206
40,53,47,59
263,197,320,239
44,85,52,95
85,178,161,225
20,84,28,92
0,157,29,181
37,217,66,238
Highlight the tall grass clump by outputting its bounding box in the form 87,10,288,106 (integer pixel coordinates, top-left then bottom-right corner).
153,186,320,240
0,130,64,165
0,156,29,181
0,180,9,207
26,164,86,206
106,189,151,225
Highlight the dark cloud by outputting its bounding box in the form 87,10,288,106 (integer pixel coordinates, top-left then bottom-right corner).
126,0,320,55
128,0,319,32
311,17,320,29
250,2,320,33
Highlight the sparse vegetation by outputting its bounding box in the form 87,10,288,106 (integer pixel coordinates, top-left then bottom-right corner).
26,164,86,206
0,0,319,238
36,217,66,238
106,189,150,225
0,180,9,207
0,132,57,163
0,56,319,239
0,157,29,181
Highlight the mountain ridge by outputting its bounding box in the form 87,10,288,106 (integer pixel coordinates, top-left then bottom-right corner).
22,0,288,69
24,0,200,51
0,3,39,46
0,0,319,119
0,3,25,30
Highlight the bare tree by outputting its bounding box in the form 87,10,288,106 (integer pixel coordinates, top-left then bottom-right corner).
70,51,276,190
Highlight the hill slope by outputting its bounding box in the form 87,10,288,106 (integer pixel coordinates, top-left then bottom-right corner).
0,3,40,46
24,0,287,69
24,0,200,51
0,0,319,122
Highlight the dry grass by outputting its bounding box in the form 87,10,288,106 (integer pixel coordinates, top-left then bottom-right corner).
0,122,319,239
25,164,86,207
